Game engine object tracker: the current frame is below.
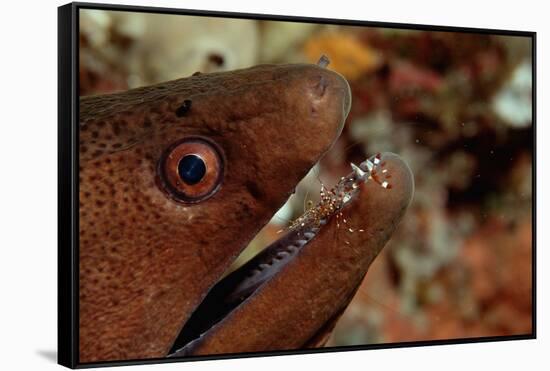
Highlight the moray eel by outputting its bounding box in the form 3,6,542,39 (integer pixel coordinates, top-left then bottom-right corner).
79,60,413,362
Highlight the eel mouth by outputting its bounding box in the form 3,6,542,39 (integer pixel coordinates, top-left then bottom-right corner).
168,153,394,356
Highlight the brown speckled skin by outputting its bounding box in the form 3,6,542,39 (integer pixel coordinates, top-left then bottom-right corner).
182,153,414,355
79,64,350,362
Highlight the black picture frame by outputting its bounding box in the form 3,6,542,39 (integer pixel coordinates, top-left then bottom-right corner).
58,2,537,368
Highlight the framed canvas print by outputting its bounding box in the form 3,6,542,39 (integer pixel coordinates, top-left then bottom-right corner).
58,2,536,368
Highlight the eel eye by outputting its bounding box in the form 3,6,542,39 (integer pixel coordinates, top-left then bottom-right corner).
160,137,224,203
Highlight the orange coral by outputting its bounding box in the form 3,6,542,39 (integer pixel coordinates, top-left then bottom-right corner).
303,32,380,80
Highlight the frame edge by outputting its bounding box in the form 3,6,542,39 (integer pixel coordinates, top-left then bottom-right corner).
58,2,78,369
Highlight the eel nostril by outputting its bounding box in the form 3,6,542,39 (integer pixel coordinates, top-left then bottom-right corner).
315,75,328,98
319,76,328,97
317,55,330,68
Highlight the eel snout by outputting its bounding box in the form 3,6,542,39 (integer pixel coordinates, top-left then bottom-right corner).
171,152,414,356
277,62,351,149
307,63,352,119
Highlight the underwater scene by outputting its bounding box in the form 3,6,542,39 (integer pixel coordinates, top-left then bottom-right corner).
79,8,533,362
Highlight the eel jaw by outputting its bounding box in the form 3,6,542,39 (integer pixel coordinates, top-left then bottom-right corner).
168,152,414,356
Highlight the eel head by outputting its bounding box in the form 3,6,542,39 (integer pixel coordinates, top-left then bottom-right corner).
78,59,412,362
